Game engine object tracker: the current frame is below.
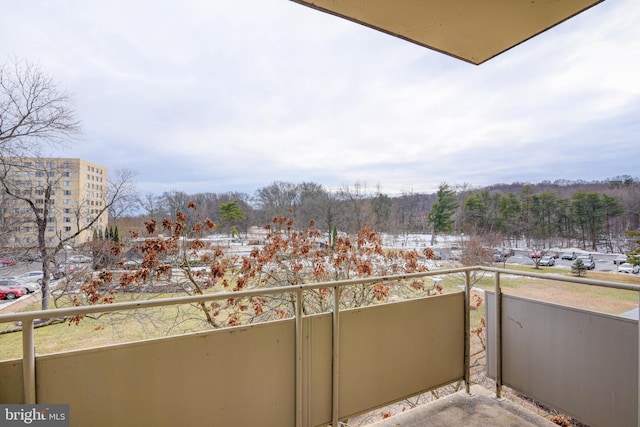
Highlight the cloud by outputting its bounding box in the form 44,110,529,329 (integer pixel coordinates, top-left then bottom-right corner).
1,0,639,198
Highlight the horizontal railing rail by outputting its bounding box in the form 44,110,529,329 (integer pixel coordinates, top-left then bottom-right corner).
0,267,468,324
2,266,636,325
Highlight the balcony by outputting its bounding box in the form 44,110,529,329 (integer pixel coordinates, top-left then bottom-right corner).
0,266,638,426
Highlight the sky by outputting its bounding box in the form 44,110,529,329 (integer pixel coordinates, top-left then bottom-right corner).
1,0,639,198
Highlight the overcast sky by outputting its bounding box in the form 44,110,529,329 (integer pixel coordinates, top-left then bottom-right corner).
2,0,639,198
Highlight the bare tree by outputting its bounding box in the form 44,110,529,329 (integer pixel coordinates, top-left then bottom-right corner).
0,58,80,154
108,169,139,220
254,181,299,225
0,58,140,311
339,181,372,236
0,159,137,310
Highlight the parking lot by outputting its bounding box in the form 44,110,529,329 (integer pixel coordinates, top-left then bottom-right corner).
504,250,635,274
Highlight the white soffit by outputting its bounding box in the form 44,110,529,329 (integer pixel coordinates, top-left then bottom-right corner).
290,0,605,65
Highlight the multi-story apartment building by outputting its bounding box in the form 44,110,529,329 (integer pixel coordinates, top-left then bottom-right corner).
0,158,108,248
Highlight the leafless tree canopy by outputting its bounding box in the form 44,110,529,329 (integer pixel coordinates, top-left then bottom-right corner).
0,57,80,156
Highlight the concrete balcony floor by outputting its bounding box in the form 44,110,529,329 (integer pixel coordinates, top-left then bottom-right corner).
371,385,556,427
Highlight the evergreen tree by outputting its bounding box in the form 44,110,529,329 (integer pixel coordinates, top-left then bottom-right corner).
626,230,640,266
427,183,458,245
498,193,521,245
571,258,587,277
370,192,392,230
219,200,246,236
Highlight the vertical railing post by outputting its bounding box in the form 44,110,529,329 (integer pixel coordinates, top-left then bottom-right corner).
332,285,340,427
295,289,303,427
637,291,640,427
22,319,36,404
464,270,471,394
495,272,503,399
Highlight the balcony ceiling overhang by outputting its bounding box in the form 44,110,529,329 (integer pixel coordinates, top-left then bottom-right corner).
290,0,604,65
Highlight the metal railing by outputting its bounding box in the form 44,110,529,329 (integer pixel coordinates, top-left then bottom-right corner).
0,267,472,427
1,265,639,426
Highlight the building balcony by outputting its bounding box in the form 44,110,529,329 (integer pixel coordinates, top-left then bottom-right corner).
0,266,637,426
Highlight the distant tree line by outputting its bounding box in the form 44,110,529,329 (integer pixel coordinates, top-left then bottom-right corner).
116,176,640,253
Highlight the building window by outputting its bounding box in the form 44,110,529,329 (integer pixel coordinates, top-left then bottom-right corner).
63,226,72,232
47,226,54,232
47,162,56,168
64,217,71,223
63,162,71,168
64,190,72,195
62,171,71,177
63,199,71,205
63,181,71,186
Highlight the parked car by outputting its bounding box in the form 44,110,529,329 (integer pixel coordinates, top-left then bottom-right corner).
0,284,26,300
618,263,640,274
581,259,596,270
493,249,513,262
539,256,555,266
16,271,44,284
493,253,508,262
0,258,16,266
613,255,628,265
547,251,560,259
0,278,39,294
530,251,542,259
69,255,92,263
561,251,576,260
17,253,41,262
577,253,594,262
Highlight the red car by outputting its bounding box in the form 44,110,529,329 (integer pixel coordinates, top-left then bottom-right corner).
0,258,16,266
0,284,26,300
